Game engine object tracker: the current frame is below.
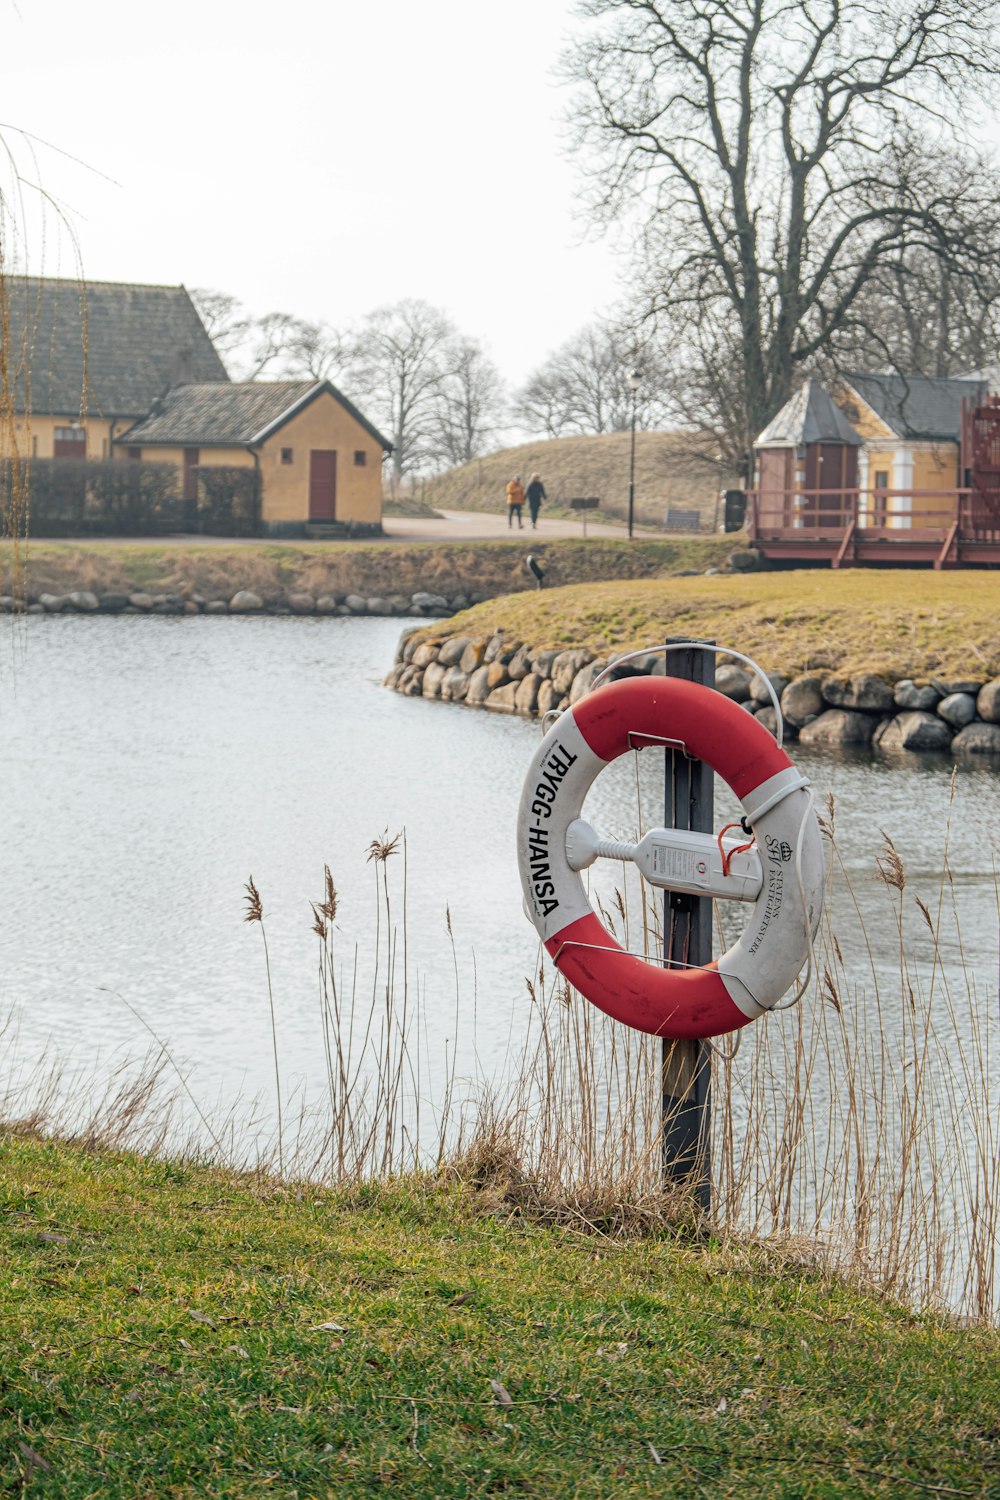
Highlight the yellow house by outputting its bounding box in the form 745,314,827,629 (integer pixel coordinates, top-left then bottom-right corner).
835,373,984,527
117,381,391,535
2,275,390,535
2,276,229,462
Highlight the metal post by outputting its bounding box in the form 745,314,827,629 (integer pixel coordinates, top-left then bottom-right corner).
662,638,715,1211
627,389,637,540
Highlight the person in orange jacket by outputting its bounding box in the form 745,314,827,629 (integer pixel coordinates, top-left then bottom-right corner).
506,475,525,528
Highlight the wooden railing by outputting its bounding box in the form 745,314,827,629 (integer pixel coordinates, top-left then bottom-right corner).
746,486,995,540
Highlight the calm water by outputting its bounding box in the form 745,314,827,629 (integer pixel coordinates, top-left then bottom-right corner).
1,615,997,1135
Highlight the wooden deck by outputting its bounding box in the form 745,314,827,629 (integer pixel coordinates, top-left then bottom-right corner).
747,489,1000,568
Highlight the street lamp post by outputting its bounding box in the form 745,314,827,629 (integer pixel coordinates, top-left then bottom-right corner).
626,368,643,539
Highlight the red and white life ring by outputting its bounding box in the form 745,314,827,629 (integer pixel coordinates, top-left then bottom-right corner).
517,676,825,1040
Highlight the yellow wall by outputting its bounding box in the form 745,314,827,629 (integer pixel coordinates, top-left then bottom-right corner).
257,390,383,524
834,384,895,440
130,444,255,474
9,415,133,459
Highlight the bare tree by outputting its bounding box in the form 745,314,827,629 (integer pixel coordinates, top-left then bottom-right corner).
569,0,1000,456
190,292,345,383
514,320,667,437
345,299,455,482
188,289,251,368
432,337,506,466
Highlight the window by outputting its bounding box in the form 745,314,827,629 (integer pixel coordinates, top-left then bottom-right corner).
354,450,367,467
280,447,294,465
874,470,889,489
53,425,87,459
126,447,142,461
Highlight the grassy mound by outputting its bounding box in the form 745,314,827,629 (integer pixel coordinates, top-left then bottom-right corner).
2,1131,997,1497
420,430,723,529
417,570,1000,680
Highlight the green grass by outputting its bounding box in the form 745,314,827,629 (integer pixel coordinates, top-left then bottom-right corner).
419,570,1000,679
2,1132,998,1497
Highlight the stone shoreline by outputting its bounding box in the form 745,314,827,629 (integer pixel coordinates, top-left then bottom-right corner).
384,628,1000,757
1,587,474,618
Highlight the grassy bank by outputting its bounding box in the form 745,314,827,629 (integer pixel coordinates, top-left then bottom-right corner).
1,536,737,604
2,1132,998,1498
417,570,1000,680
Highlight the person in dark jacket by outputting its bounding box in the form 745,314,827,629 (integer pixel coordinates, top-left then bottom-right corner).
525,473,546,529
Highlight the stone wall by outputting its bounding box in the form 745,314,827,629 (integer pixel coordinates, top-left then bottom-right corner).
384,628,1000,758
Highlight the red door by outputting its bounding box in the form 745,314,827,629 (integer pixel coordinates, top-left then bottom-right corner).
309,450,337,521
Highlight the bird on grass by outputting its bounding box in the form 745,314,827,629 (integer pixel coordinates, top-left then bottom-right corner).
526,555,545,589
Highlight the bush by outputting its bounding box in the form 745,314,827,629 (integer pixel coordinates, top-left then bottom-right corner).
0,459,261,538
194,465,261,537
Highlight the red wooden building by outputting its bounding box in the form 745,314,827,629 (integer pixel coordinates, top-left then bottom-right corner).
747,378,1000,567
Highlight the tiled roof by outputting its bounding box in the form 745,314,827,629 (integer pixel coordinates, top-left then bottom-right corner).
756,380,862,448
1,277,229,418
843,372,984,440
119,380,393,451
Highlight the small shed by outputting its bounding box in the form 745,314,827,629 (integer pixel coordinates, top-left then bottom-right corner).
755,381,862,524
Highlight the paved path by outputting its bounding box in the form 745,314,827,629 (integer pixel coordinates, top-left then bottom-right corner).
381,508,633,543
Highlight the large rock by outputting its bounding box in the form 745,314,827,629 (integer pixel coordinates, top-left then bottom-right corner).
951,722,1000,754
400,667,424,696
411,641,440,669
798,709,877,747
440,665,470,702
893,679,941,712
715,664,752,700
507,644,533,681
875,712,953,753
229,590,264,612
931,677,984,696
484,682,519,714
570,664,599,704
344,594,368,614
384,664,404,689
39,593,67,612
536,679,560,718
750,672,790,707
936,692,977,729
977,679,1000,723
388,595,413,615
421,661,447,699
411,591,449,614
821,673,894,712
286,593,315,614
753,706,779,738
98,593,130,612
551,649,592,695
128,592,154,610
485,661,510,691
438,636,471,668
465,665,493,706
780,676,825,727
532,649,559,680
460,639,487,674
66,590,100,612
204,600,228,615
514,674,540,715
315,595,338,615
366,597,391,615
483,631,508,664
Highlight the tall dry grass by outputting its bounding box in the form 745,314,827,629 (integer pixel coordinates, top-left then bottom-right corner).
2,803,995,1325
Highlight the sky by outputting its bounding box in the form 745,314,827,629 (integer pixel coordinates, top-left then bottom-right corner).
1,0,625,388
